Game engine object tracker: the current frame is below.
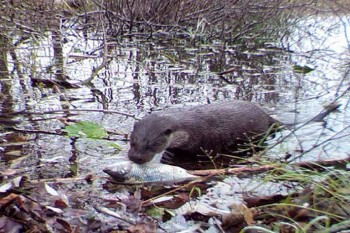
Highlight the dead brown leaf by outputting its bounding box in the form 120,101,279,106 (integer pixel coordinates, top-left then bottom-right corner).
128,222,157,233
221,202,255,232
0,193,18,208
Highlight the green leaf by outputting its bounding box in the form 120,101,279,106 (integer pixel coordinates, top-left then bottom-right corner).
189,186,202,198
108,142,123,151
70,163,78,176
146,206,165,219
62,121,108,139
293,65,314,74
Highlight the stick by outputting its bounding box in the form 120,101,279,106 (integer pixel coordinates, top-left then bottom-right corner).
189,157,350,176
6,108,139,119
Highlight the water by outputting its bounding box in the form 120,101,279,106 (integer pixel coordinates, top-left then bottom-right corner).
1,16,349,178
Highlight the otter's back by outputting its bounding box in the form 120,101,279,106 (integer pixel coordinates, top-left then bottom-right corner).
151,101,277,154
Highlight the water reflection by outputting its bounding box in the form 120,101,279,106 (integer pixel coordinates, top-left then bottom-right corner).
0,15,349,179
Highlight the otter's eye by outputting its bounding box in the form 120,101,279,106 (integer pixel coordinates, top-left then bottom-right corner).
164,128,172,136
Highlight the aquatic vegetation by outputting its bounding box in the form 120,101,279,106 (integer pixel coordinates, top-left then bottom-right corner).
62,121,108,139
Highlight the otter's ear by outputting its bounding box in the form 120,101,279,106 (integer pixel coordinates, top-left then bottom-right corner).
164,128,172,136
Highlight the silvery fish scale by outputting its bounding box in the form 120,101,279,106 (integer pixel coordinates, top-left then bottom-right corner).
104,156,198,184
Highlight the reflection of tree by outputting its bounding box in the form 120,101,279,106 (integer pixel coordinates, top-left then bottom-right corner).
207,45,281,103
0,34,24,164
0,34,12,113
0,80,13,114
1,0,68,82
0,34,9,78
52,24,66,82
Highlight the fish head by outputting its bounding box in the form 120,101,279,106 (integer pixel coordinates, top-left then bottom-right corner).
103,161,132,181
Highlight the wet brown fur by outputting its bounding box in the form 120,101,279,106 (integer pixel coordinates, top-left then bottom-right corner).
128,101,279,165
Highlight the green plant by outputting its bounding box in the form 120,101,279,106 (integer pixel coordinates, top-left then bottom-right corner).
62,121,108,139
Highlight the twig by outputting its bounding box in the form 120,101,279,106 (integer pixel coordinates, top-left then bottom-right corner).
189,157,350,177
293,156,350,170
30,176,89,184
141,175,214,206
289,125,350,163
6,108,139,119
189,165,275,176
10,127,63,136
94,206,135,225
265,101,341,157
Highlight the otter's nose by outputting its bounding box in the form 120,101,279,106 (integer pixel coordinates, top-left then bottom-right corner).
129,156,145,164
128,152,147,164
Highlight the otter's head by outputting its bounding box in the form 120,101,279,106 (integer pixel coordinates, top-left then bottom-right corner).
128,115,173,164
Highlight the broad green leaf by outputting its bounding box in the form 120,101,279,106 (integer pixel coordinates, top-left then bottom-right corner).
62,121,108,139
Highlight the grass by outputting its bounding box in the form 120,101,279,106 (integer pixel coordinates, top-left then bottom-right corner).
246,161,350,232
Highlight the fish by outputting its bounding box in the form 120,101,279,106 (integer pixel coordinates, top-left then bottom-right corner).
103,153,198,184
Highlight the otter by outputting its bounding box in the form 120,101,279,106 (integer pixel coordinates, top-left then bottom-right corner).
128,101,280,166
